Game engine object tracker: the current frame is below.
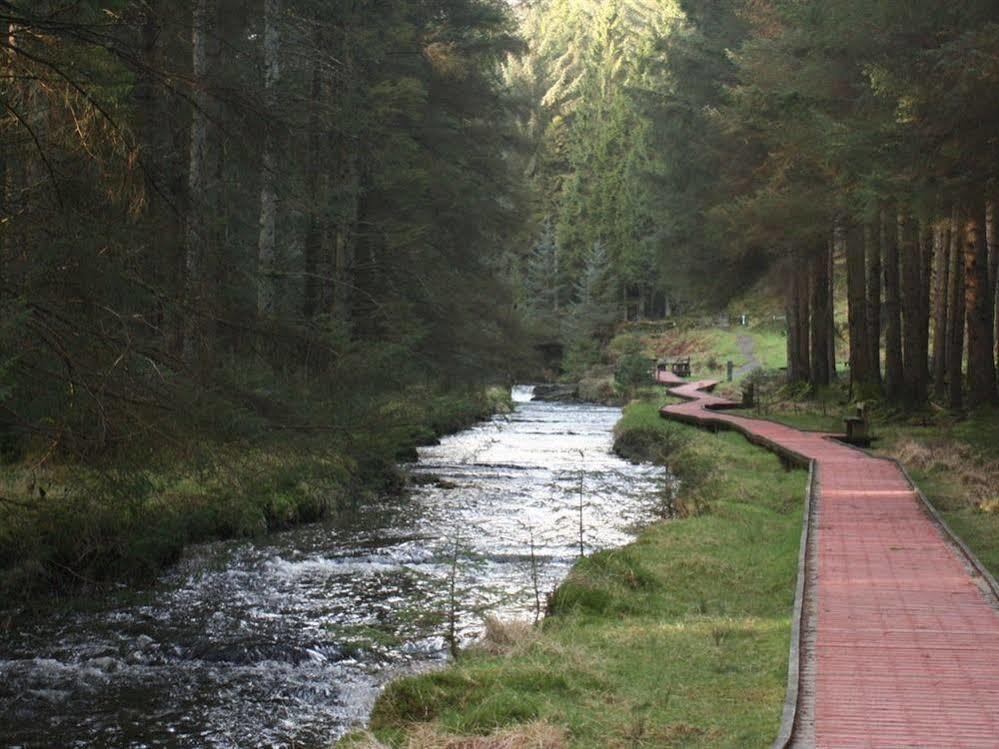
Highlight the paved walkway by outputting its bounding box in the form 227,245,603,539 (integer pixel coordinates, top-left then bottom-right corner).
657,371,999,748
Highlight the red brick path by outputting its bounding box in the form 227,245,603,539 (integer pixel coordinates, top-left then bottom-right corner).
657,371,999,748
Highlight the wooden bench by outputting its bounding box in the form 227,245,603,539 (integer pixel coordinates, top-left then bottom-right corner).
655,358,691,378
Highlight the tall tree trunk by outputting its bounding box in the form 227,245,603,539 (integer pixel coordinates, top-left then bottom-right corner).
134,0,185,354
899,206,927,403
845,221,872,390
988,198,998,313
786,253,803,384
882,204,903,399
827,237,837,380
183,0,217,368
0,22,7,301
964,206,998,404
302,42,325,320
988,198,999,386
947,208,965,409
332,153,358,325
256,0,281,318
786,272,798,383
919,216,933,392
810,245,831,388
932,218,950,399
797,252,811,383
866,215,882,383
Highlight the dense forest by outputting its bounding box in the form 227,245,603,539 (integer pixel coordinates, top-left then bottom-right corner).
0,0,533,461
4,0,999,591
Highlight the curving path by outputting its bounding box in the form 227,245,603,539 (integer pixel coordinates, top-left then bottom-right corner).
656,371,999,748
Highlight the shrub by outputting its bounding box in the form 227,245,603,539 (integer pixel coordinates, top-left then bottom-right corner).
615,351,652,391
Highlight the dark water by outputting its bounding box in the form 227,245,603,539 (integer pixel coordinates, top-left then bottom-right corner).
0,386,668,748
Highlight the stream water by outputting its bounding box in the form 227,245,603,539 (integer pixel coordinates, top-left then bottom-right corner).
0,386,668,748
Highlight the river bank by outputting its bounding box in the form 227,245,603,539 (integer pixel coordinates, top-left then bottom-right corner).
0,386,513,601
346,399,803,748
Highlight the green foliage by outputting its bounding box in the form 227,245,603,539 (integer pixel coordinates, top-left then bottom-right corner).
508,0,682,354
560,241,619,378
0,0,533,593
614,352,651,390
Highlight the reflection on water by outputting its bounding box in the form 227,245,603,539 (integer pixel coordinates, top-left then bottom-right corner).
0,385,667,748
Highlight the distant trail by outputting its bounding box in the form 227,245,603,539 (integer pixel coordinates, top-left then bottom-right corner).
734,334,761,379
657,370,999,749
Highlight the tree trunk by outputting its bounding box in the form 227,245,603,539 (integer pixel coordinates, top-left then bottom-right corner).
256,0,281,318
988,199,998,312
882,205,903,399
827,237,837,380
964,207,998,404
0,23,7,301
810,246,831,388
932,218,950,399
947,208,965,409
846,221,872,390
332,153,358,325
302,45,324,320
797,252,811,383
786,273,798,383
786,254,803,384
183,0,216,368
919,216,933,392
899,206,927,403
988,198,999,386
866,215,882,383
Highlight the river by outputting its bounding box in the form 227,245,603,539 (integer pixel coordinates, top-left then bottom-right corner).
0,386,668,748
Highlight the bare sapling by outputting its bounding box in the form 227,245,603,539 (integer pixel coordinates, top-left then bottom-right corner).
577,449,586,558
446,528,461,658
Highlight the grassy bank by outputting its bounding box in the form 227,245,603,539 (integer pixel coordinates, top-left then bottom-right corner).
345,399,804,748
0,386,512,600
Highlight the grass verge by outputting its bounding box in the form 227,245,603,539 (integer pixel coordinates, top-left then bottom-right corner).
347,399,805,748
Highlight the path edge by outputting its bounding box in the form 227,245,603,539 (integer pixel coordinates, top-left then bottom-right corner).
771,458,814,749
896,460,999,602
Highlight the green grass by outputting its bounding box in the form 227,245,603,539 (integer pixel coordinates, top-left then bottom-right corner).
625,321,788,386
355,400,805,748
702,326,787,378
